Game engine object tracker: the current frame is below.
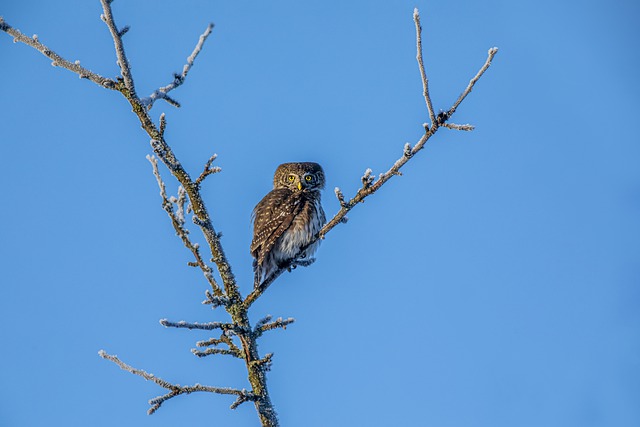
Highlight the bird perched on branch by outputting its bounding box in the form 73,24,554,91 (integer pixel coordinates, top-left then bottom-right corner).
251,162,326,286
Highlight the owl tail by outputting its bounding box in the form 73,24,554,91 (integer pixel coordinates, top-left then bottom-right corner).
253,259,263,288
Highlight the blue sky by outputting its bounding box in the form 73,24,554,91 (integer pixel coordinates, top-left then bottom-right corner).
1,1,639,426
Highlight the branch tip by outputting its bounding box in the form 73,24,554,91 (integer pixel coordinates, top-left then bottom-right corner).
413,7,437,124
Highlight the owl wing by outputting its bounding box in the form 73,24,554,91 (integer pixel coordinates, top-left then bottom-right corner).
251,188,303,265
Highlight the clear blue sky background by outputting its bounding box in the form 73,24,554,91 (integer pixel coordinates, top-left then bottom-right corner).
1,1,638,426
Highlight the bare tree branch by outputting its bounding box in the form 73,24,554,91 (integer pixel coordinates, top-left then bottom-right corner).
0,17,115,87
192,347,243,358
447,47,499,118
160,318,245,333
98,350,256,414
140,23,214,109
99,0,136,96
203,289,231,308
443,122,475,131
413,8,437,125
195,333,243,359
195,153,222,186
147,155,223,296
255,317,295,336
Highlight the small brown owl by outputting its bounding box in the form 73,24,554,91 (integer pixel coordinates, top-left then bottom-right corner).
251,162,326,285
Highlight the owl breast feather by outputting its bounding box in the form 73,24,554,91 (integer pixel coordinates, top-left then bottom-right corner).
274,196,325,261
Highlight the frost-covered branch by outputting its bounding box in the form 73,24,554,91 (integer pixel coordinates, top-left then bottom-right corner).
98,350,255,414
140,23,214,109
413,8,436,125
191,331,244,359
254,316,295,337
203,289,230,308
147,154,223,296
160,318,245,333
99,0,136,96
0,17,115,88
192,347,243,358
448,47,499,119
244,8,498,307
195,153,222,186
194,333,243,359
443,122,475,131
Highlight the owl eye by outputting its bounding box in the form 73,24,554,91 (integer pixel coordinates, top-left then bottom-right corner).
305,175,313,182
287,175,296,182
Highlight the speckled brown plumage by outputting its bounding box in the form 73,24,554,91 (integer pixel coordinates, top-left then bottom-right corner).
251,162,326,285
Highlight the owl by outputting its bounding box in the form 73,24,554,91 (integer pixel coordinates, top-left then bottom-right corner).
251,162,326,285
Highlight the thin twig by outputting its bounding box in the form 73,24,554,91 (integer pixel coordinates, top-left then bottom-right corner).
141,23,214,109
413,9,437,125
0,18,116,88
196,333,243,358
195,154,222,186
98,350,255,414
202,289,230,308
256,317,295,335
334,187,347,208
443,122,475,131
160,318,244,333
447,47,499,118
192,347,243,358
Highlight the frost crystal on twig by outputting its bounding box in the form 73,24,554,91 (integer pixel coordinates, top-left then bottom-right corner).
403,142,413,157
361,168,374,188
334,187,347,208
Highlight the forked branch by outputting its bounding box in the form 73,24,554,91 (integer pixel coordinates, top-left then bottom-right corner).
147,154,223,295
244,9,498,307
98,350,256,414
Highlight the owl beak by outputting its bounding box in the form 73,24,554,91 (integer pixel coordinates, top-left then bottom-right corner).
297,182,302,191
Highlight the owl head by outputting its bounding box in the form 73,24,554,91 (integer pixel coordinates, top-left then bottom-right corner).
273,162,325,192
